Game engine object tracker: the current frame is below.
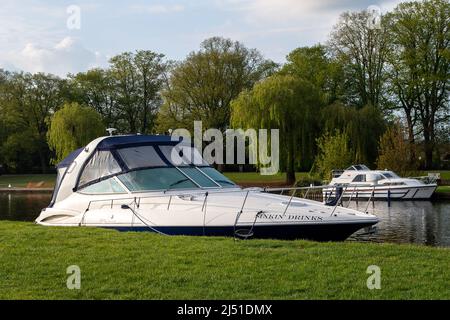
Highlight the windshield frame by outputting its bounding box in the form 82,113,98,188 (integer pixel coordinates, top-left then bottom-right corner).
74,140,239,193
116,165,237,193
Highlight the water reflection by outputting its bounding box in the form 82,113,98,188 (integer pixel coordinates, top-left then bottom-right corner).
348,201,450,247
0,192,52,222
0,192,449,247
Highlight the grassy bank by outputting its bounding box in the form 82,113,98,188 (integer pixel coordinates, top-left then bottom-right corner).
224,172,309,185
0,173,309,188
436,186,450,193
0,221,449,300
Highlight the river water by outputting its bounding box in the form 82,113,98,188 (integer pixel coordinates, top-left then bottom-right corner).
0,192,449,247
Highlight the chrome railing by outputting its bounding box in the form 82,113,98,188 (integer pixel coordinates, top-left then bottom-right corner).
79,183,362,237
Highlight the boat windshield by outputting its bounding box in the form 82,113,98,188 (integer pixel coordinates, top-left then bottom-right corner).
381,172,399,179
77,142,236,192
347,164,370,171
116,167,235,192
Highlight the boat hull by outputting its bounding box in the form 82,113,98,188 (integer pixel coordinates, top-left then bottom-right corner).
101,221,377,241
37,190,379,241
323,185,437,200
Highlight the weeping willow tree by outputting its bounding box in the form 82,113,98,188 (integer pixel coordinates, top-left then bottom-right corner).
47,102,105,164
321,103,386,166
231,74,323,183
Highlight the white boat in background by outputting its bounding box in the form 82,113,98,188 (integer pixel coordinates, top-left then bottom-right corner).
35,135,378,241
324,165,437,200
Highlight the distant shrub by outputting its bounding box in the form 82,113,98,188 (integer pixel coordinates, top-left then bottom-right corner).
376,123,418,175
312,130,353,180
294,176,324,187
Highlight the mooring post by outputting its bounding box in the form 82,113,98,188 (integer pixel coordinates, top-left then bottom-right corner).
387,189,391,207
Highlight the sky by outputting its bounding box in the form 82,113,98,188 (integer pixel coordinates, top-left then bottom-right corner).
0,0,404,77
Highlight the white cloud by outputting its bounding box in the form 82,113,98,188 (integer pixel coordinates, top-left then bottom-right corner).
0,37,107,77
202,0,405,62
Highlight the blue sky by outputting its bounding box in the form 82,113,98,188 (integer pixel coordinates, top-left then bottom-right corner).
0,0,403,77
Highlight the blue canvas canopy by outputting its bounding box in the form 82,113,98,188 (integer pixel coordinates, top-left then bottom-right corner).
96,135,183,150
56,136,184,169
56,148,84,169
73,135,206,190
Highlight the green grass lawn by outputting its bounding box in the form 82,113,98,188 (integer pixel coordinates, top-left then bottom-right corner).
436,186,450,193
0,170,448,189
0,221,449,300
0,173,309,188
425,170,450,180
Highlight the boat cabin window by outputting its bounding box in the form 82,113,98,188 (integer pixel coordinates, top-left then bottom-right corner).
117,146,166,169
81,178,126,194
382,172,398,179
76,142,236,192
346,165,370,171
117,168,199,191
79,151,122,187
352,174,366,182
178,167,219,188
198,167,236,187
159,145,209,166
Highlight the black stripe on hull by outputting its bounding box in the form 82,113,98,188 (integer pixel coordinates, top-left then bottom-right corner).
106,222,377,241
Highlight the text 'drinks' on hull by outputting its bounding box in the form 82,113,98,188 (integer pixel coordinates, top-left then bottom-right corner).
36,135,378,241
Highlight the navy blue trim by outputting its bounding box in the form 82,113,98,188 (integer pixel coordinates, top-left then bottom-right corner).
154,146,174,166
102,221,377,241
96,135,184,150
110,149,129,172
56,148,83,169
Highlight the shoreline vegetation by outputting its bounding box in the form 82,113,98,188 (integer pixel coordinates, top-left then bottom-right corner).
1,173,450,197
0,221,449,300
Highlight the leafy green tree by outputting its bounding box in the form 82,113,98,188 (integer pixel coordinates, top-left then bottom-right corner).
329,9,390,109
158,37,277,133
47,102,105,163
68,68,117,128
231,75,322,183
1,72,64,172
321,103,386,166
385,0,450,168
376,122,418,174
281,45,345,104
107,50,167,134
312,130,353,180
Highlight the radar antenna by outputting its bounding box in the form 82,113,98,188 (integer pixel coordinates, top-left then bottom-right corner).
106,128,117,136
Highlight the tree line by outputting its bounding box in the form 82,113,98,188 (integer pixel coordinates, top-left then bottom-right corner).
0,0,448,181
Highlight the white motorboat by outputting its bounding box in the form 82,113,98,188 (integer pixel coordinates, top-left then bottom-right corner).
324,165,437,200
36,136,378,241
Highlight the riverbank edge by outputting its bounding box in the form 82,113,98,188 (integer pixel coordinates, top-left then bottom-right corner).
0,188,53,193
0,220,449,299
